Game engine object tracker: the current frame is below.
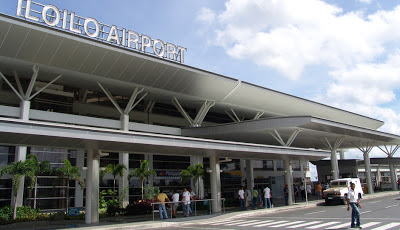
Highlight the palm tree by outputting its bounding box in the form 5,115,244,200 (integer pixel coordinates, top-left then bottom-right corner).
104,164,127,201
179,164,205,199
56,159,84,214
129,160,156,200
0,160,34,220
25,154,52,209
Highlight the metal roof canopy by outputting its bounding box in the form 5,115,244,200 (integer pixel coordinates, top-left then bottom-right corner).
0,14,384,130
182,116,400,149
0,117,329,161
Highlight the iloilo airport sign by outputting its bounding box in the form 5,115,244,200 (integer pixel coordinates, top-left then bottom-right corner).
16,0,187,63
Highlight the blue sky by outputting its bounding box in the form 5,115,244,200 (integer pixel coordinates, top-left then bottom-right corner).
1,0,400,160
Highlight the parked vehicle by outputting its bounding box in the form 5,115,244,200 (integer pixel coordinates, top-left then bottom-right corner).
322,178,364,205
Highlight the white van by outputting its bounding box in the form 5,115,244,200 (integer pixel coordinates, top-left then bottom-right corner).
322,178,364,204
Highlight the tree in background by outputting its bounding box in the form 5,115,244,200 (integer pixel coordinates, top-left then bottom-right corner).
0,160,34,219
25,154,52,209
104,164,127,201
180,164,205,199
129,160,156,200
56,159,84,214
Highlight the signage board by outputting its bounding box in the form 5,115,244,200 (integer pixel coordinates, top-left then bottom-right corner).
16,0,187,63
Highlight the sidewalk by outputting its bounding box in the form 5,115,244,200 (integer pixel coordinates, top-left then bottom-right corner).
1,191,397,230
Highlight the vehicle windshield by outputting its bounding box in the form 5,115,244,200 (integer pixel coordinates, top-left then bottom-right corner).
330,181,348,187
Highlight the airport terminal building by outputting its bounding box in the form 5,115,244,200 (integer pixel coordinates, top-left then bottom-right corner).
1,0,400,223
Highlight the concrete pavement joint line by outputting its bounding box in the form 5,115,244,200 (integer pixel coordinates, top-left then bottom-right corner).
304,210,326,215
306,221,339,229
384,204,399,208
370,222,400,230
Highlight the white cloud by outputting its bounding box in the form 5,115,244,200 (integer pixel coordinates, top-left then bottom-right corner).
196,7,216,24
207,0,400,79
358,0,372,4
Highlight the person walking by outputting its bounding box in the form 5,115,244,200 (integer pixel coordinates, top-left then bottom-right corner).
316,182,322,200
171,190,179,218
157,189,170,219
252,187,258,209
293,184,299,203
189,189,196,214
238,186,246,210
263,186,272,208
347,183,362,229
284,184,289,205
306,183,312,199
182,188,192,217
300,182,306,200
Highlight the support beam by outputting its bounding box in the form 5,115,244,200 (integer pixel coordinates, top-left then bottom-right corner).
240,159,246,186
269,129,302,147
119,153,129,208
190,156,204,199
353,142,374,194
210,155,221,213
75,150,84,208
145,154,154,186
245,160,254,190
85,149,100,224
322,137,345,180
253,111,264,120
225,108,243,123
172,97,215,127
377,145,400,191
11,146,27,207
284,159,293,205
25,66,40,100
28,74,62,100
339,149,345,160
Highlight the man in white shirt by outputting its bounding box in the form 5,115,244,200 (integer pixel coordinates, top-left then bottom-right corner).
346,183,362,229
171,190,180,218
181,188,192,217
263,186,272,208
238,186,245,210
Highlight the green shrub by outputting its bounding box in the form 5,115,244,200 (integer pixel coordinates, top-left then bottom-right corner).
0,206,12,222
16,206,39,219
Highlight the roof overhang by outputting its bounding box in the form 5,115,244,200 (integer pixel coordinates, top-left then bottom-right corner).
182,116,400,149
0,117,329,161
0,14,384,130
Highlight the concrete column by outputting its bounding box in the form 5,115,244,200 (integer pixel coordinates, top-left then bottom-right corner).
119,152,129,207
389,163,398,191
210,155,221,213
339,150,345,160
240,159,246,186
245,160,254,190
11,146,27,207
20,100,30,121
85,149,100,224
331,149,339,180
190,156,204,199
74,150,84,208
145,154,154,186
120,114,129,131
376,166,381,188
363,152,374,194
284,159,293,205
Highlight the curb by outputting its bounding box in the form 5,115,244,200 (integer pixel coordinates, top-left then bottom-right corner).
69,191,398,230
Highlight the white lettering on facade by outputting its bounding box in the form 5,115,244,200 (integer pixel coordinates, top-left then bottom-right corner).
16,0,186,63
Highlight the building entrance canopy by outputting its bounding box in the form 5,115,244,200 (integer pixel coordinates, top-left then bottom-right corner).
183,116,400,149
0,117,329,161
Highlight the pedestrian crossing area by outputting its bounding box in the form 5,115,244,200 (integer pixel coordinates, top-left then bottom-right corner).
193,219,400,229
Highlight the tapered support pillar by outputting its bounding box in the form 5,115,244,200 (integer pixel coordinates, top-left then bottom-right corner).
75,150,84,208
190,156,204,199
210,156,221,213
245,160,254,190
363,151,374,194
20,100,30,121
389,163,398,191
331,149,339,180
145,154,154,186
339,150,345,160
12,146,27,207
85,149,100,224
284,160,293,205
119,152,129,207
240,159,246,186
